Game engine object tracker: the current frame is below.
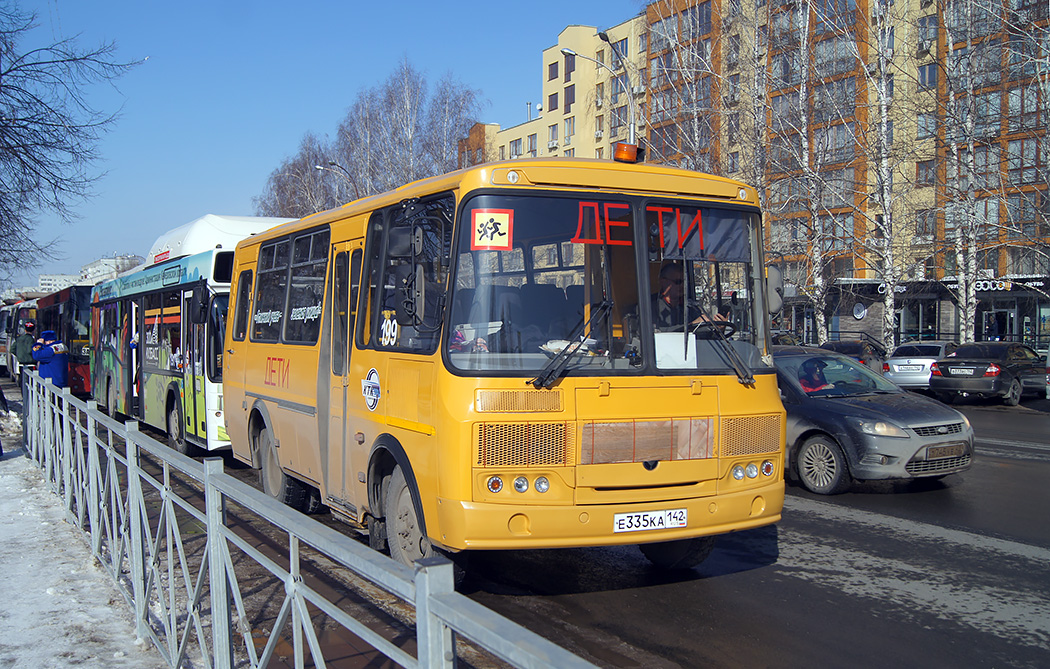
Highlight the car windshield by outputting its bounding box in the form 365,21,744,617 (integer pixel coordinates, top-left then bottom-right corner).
445,192,772,377
776,353,901,396
950,344,1008,359
891,344,943,357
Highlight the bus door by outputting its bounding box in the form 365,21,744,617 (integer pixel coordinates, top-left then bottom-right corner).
326,242,362,507
226,263,255,451
183,290,206,444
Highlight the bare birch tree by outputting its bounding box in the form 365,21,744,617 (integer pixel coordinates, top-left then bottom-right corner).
253,133,337,218
0,4,135,274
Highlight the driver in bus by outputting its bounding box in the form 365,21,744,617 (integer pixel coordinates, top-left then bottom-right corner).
651,262,727,331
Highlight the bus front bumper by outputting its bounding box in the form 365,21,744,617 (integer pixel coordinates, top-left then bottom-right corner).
433,480,784,551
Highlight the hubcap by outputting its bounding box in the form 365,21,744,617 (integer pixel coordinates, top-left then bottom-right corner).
802,443,836,488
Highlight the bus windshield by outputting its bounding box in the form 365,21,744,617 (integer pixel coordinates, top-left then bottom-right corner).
446,193,771,376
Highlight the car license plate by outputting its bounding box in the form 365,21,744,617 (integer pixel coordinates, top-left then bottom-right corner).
613,508,687,533
952,368,975,376
927,444,965,459
897,364,922,372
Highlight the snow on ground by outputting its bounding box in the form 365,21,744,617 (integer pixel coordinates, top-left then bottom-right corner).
0,409,165,668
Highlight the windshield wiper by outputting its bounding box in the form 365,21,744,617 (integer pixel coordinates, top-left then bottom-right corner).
691,320,755,385
530,300,612,389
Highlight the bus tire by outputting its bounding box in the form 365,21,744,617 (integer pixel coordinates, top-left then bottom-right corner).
258,427,308,511
167,401,198,457
797,435,851,495
385,465,433,567
639,536,716,570
105,379,119,419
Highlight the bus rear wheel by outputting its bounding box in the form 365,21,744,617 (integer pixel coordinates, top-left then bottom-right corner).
385,465,433,567
639,536,716,570
258,427,308,511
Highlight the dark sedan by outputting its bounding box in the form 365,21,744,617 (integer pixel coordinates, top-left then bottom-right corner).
929,341,1046,405
774,346,974,494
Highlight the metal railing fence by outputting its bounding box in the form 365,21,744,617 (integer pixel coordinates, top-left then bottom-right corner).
21,372,595,669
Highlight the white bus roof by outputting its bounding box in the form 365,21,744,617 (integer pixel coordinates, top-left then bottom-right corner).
145,214,294,266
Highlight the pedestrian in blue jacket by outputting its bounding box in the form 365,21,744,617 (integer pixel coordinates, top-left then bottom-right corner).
32,330,69,388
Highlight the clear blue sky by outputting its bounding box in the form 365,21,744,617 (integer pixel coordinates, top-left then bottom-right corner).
13,0,644,288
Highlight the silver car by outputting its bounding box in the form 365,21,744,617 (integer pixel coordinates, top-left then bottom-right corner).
883,341,957,390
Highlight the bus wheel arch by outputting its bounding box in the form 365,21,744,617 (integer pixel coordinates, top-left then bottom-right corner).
246,400,277,469
367,435,429,560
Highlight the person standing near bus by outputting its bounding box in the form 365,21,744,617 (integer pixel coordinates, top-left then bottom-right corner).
12,320,36,383
32,330,69,388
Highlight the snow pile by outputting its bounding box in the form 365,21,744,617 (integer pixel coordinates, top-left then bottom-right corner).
0,447,164,667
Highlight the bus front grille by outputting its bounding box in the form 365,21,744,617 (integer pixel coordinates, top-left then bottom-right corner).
475,422,574,467
720,415,782,456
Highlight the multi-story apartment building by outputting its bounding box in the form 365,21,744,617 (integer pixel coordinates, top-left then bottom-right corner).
458,17,649,168
642,0,1049,347
459,0,1050,347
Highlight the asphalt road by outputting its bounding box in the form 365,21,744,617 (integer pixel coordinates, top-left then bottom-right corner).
460,394,1050,668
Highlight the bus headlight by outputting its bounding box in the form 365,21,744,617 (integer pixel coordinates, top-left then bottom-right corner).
534,476,550,493
746,463,759,479
732,465,745,480
513,476,529,493
486,476,503,493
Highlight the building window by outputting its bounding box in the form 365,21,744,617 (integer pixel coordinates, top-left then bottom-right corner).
527,134,537,157
596,147,604,159
596,115,604,133
509,138,522,158
564,116,575,141
727,151,739,173
564,52,575,82
638,32,648,54
917,113,937,140
916,209,936,240
564,148,575,157
917,159,936,186
919,63,938,89
1008,138,1042,185
548,124,558,144
1007,192,1048,238
548,61,558,81
610,38,628,70
499,145,506,161
1008,85,1040,132
548,92,558,112
918,15,937,52
564,84,575,113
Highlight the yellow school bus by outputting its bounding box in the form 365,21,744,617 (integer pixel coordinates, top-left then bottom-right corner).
224,156,786,569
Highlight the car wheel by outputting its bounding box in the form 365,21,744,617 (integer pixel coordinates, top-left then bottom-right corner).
385,465,433,567
258,427,308,511
639,536,716,570
1003,378,1022,406
797,436,851,495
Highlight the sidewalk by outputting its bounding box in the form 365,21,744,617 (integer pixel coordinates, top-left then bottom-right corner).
0,379,164,668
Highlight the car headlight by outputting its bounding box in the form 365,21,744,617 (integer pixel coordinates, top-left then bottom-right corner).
858,420,909,438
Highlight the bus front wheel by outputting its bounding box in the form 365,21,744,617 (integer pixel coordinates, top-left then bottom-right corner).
167,402,198,457
385,465,433,567
639,536,716,570
258,427,308,511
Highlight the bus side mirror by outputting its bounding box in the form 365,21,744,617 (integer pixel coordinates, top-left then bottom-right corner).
766,266,784,315
189,286,208,324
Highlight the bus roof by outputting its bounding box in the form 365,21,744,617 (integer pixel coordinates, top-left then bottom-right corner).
237,157,760,248
144,214,294,266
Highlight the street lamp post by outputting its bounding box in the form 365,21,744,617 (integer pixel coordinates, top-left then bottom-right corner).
561,37,637,147
314,161,359,200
